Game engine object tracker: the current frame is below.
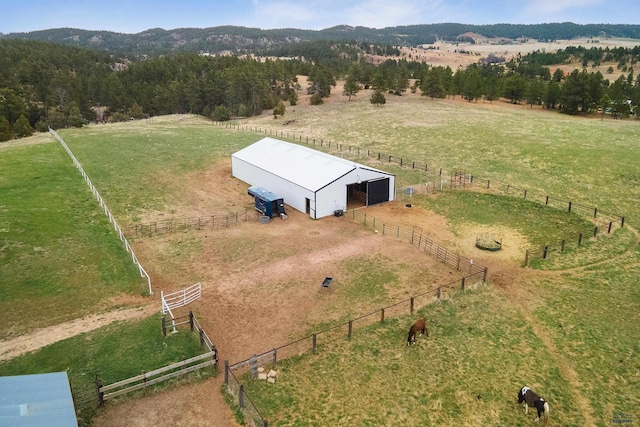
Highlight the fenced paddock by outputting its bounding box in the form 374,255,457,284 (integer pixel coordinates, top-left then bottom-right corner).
217,122,629,264
49,128,152,294
98,351,217,403
99,311,217,403
224,271,485,427
123,210,260,238
346,208,487,277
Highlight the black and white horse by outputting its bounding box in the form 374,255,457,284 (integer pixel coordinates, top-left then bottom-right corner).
517,386,550,425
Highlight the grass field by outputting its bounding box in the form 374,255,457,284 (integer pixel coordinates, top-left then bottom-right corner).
232,94,640,426
0,142,147,338
1,91,639,426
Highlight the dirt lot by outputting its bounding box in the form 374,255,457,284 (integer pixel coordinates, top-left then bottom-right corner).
86,159,537,427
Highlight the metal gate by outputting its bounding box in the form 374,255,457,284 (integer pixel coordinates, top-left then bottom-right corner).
366,178,390,206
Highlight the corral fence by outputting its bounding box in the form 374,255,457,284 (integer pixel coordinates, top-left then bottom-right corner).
67,311,216,425
216,122,628,264
224,272,485,427
98,311,217,404
123,210,261,238
69,373,102,427
162,282,202,333
49,128,153,294
524,224,623,266
346,208,487,277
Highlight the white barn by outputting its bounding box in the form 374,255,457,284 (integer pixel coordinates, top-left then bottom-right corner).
231,137,395,219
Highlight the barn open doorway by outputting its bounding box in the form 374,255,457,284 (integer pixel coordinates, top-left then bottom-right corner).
347,178,391,209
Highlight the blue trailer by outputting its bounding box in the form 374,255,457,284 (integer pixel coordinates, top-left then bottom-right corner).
248,186,286,218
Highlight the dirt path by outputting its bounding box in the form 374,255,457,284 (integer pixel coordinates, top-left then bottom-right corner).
0,303,157,362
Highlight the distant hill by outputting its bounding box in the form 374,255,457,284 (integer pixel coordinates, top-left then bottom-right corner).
2,23,640,57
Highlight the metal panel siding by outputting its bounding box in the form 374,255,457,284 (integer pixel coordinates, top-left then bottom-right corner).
0,372,78,427
232,155,315,215
232,138,396,219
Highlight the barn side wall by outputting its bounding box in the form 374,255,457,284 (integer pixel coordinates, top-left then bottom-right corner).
232,156,316,217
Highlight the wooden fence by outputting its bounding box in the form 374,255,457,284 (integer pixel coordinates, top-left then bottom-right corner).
123,210,260,238
346,208,487,277
224,270,485,426
216,121,628,265
95,311,217,405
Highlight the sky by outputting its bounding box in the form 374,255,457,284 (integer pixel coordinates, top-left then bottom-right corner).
1,0,639,34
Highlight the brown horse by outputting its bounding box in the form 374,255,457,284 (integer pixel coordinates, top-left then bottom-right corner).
407,318,428,346
518,386,550,425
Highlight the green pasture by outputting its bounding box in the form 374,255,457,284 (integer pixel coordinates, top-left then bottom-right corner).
55,117,260,222
235,97,640,424
244,96,640,227
1,97,639,426
0,314,214,424
242,285,584,426
533,246,640,424
0,142,145,339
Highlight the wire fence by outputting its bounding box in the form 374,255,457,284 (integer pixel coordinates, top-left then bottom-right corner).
345,208,487,276
224,272,485,427
214,121,627,265
122,210,260,238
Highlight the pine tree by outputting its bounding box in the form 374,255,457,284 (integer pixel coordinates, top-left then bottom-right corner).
13,114,34,138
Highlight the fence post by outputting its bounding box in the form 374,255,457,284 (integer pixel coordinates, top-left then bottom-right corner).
348,320,353,340
568,201,572,212
381,308,385,323
239,384,244,408
561,240,565,252
578,233,583,246
593,227,598,237
487,180,490,189
96,375,104,406
621,217,625,227
525,250,529,266
483,267,488,282
608,222,613,234
272,348,278,366
162,316,167,337
224,360,229,385
543,246,548,259
312,333,317,353
545,195,549,205
594,207,597,218
523,190,527,199
461,277,465,291
437,287,441,299
410,297,414,314
199,329,205,348
250,355,258,379
190,311,194,332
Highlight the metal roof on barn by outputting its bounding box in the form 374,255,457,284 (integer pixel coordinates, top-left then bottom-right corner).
0,372,78,427
232,137,385,191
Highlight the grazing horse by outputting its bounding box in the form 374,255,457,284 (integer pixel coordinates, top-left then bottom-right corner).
407,318,428,346
518,386,550,425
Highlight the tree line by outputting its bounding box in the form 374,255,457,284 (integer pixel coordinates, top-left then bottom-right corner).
1,38,639,142
4,23,640,58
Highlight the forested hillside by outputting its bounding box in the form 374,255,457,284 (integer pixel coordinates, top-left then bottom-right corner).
3,23,640,57
1,33,640,142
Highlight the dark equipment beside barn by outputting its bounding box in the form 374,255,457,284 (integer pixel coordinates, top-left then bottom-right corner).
248,186,286,218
